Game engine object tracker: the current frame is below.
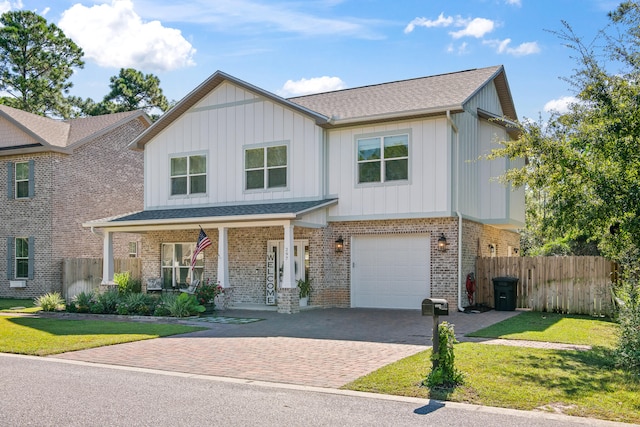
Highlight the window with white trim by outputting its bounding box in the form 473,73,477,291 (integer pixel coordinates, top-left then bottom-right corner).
357,134,409,184
161,243,203,289
14,237,29,279
128,242,138,258
170,155,206,196
245,145,287,190
14,162,30,199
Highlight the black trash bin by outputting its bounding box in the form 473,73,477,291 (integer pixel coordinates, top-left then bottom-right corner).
493,276,518,311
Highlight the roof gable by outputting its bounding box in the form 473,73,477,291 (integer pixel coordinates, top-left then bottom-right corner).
0,105,150,154
129,71,330,150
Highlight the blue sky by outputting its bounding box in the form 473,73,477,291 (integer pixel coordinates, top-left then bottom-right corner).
1,0,623,120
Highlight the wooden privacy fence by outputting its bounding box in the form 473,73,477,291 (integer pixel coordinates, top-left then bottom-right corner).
475,256,615,316
61,258,142,301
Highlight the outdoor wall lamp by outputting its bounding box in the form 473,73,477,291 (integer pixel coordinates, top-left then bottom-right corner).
335,237,344,253
488,244,496,254
437,234,447,252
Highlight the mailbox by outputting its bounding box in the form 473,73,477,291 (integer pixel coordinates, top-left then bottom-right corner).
422,298,449,316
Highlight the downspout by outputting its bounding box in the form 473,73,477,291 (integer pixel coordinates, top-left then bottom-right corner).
446,110,465,312
90,226,103,238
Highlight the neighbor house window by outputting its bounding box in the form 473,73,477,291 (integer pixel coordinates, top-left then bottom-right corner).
245,144,287,190
128,242,138,258
161,243,204,289
357,134,409,184
7,160,34,199
170,155,206,196
14,237,29,279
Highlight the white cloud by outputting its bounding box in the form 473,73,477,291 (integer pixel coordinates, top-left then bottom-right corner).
0,1,22,14
544,96,578,114
58,0,196,72
404,13,453,33
484,38,541,56
449,17,495,39
447,42,470,55
278,76,347,97
505,0,522,6
136,0,380,39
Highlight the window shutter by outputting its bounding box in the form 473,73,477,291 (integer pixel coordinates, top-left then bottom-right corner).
28,159,35,198
28,236,34,279
7,162,13,199
6,238,13,280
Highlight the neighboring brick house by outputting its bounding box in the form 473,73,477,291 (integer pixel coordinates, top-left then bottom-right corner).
0,105,151,298
86,65,524,313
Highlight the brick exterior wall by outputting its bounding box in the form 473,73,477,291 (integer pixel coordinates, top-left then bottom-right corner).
0,117,147,298
137,217,519,312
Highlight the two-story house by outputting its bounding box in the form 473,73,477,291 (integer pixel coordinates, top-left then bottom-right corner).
1,105,151,298
85,65,524,313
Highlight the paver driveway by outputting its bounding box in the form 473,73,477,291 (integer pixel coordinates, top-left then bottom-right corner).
51,308,519,388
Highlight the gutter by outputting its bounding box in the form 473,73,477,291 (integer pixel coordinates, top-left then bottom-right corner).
446,110,465,312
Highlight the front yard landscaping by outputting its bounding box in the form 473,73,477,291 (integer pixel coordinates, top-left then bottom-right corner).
343,311,640,425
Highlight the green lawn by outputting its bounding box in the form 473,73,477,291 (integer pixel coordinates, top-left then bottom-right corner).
0,316,205,356
0,298,40,313
466,311,618,348
344,312,640,424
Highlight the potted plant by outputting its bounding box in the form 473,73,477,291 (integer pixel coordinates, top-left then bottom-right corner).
195,279,224,313
297,278,312,307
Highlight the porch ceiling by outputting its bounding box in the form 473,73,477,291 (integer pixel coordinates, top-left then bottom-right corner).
82,198,338,231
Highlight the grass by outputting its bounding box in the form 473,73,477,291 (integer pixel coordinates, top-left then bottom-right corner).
0,298,40,313
0,315,205,356
466,311,618,348
343,312,640,424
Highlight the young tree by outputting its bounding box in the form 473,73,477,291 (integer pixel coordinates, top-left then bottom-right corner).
0,11,84,118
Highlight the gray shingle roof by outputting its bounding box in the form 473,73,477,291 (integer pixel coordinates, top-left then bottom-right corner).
109,199,338,223
0,105,149,152
130,65,516,149
288,65,514,122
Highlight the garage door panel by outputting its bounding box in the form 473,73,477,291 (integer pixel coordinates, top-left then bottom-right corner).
351,234,430,309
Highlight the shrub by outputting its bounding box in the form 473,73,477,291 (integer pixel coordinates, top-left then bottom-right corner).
166,293,205,318
119,292,155,316
34,292,65,312
95,289,120,314
70,291,95,313
196,279,224,305
424,321,464,388
615,275,640,375
113,271,140,295
153,293,174,317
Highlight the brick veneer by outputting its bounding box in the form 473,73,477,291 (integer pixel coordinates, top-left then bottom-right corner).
0,117,147,298
138,217,519,312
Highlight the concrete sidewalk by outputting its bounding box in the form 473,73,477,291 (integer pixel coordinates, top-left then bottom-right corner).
50,308,520,388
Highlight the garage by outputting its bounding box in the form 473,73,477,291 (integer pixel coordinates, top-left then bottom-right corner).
351,234,431,309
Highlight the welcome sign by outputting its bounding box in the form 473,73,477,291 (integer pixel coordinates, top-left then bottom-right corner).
266,252,276,305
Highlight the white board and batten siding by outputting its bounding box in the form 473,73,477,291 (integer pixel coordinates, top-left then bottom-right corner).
326,117,451,219
351,234,431,309
144,81,324,209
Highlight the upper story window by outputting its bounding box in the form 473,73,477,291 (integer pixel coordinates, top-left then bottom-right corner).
14,162,30,199
7,160,34,199
357,134,409,184
170,155,206,196
245,144,287,190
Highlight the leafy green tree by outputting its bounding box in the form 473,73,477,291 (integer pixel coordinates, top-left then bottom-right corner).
489,6,640,265
73,68,170,119
489,1,640,373
0,10,84,118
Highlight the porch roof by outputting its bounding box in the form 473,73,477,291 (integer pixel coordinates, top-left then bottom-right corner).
84,198,338,230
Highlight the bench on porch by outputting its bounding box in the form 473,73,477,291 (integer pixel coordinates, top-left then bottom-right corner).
180,279,200,295
146,278,162,292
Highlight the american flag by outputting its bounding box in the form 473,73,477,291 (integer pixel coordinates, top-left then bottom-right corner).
190,229,212,270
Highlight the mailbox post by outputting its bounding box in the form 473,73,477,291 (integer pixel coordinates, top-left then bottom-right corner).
421,298,449,370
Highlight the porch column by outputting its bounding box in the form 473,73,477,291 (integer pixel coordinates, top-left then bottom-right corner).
102,231,114,284
217,226,229,288
278,222,299,314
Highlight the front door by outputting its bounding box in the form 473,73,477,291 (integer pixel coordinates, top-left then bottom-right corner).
266,240,308,304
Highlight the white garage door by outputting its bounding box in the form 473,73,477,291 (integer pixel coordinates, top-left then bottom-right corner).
351,234,430,309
